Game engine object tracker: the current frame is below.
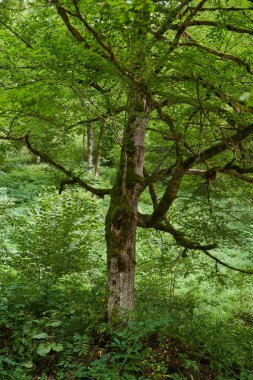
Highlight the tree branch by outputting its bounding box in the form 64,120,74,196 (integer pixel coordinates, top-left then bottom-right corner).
184,20,253,36
53,2,86,44
137,212,217,251
188,7,253,12
197,78,253,114
186,123,253,167
145,123,253,224
52,0,140,84
155,220,217,251
172,0,209,46
225,171,253,184
178,41,252,74
58,178,77,194
225,164,253,174
138,211,253,275
64,105,125,132
166,73,253,114
153,101,183,160
202,250,253,274
0,134,111,197
144,167,158,209
0,19,32,49
148,165,186,225
24,135,111,197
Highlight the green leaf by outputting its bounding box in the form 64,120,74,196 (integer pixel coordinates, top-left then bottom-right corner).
46,321,62,327
51,342,64,352
0,356,17,367
32,332,49,339
21,362,33,369
37,343,51,357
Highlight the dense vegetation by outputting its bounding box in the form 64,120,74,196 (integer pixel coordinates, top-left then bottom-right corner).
1,0,253,379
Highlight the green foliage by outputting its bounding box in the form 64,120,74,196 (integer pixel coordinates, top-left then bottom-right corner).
73,334,89,356
0,164,51,204
6,189,105,279
0,0,253,378
0,187,15,217
1,197,253,379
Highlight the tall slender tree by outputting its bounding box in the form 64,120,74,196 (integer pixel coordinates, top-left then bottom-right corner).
95,124,105,177
87,122,93,175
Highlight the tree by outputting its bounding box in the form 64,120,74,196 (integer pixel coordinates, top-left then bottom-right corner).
87,122,93,175
95,123,105,177
0,0,253,320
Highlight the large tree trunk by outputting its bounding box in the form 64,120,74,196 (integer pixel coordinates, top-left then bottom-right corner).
87,122,93,175
105,87,151,320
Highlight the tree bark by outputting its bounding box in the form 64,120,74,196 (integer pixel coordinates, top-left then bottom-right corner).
105,86,151,320
87,122,93,175
95,124,105,177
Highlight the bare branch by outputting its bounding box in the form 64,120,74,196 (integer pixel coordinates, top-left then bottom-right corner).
177,0,194,14
65,105,125,132
147,127,174,141
155,220,217,251
154,0,191,38
197,78,253,114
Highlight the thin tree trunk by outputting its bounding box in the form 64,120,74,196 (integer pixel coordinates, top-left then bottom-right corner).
82,127,85,167
87,122,93,175
95,124,105,177
105,86,151,320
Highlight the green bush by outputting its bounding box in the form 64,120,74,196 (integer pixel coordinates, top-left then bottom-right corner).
7,189,105,280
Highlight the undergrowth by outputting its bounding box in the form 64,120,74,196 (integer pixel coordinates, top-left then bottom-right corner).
0,276,253,380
